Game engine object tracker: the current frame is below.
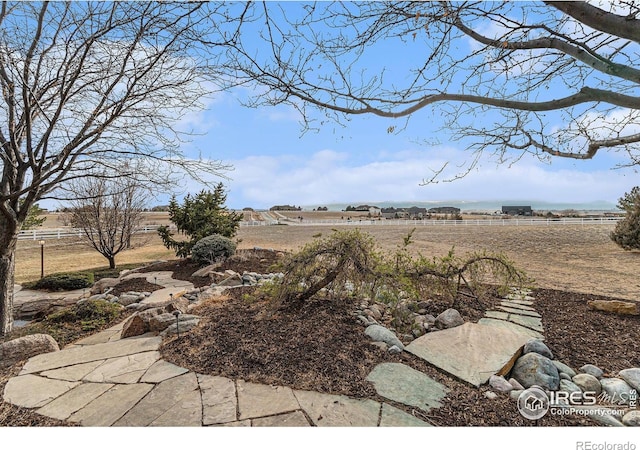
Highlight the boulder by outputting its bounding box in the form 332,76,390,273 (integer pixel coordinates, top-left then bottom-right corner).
622,410,640,427
192,263,221,278
117,294,141,306
559,379,582,396
160,318,200,336
600,378,635,405
509,378,525,390
434,308,464,329
579,364,604,379
552,360,576,378
618,368,640,391
90,277,120,295
572,373,602,395
149,312,180,332
0,334,59,369
523,339,553,359
364,324,404,350
511,352,560,391
217,274,243,287
20,298,81,321
489,375,513,393
120,314,148,339
587,300,639,316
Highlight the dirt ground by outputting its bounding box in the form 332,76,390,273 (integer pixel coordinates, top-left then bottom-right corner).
236,223,640,300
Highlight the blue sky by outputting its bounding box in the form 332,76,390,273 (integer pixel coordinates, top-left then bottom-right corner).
161,2,639,211
178,92,637,210
113,2,636,211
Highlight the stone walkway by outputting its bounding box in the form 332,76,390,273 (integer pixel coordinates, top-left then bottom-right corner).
3,319,431,427
4,284,546,426
405,289,545,387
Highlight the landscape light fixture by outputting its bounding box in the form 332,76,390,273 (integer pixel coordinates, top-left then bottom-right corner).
39,240,45,279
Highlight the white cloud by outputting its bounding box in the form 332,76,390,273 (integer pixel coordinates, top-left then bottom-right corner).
223,147,637,208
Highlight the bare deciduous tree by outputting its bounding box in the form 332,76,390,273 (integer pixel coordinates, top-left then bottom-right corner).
62,176,149,270
215,1,640,179
0,2,236,334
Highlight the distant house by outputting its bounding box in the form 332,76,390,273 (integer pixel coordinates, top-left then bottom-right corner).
381,206,427,219
502,206,533,216
428,206,461,215
270,205,302,211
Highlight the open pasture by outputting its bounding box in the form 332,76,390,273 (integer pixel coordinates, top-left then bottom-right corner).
14,221,639,300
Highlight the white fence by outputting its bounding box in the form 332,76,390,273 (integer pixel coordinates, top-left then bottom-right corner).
239,217,621,227
17,225,172,241
18,217,620,241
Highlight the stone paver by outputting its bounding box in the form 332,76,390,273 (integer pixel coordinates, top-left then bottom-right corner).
68,383,154,426
3,374,79,408
237,380,299,420
405,322,532,387
114,372,200,426
496,306,541,318
140,360,189,383
251,411,311,427
41,360,105,382
293,390,381,427
141,287,189,305
83,350,160,384
20,336,162,374
478,318,545,340
484,310,544,332
198,374,238,425
35,382,113,421
500,301,537,312
380,403,432,427
366,363,448,412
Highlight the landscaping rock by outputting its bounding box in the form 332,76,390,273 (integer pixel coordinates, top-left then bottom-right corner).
559,372,572,381
553,360,576,378
192,264,221,278
509,378,524,390
120,314,148,339
364,325,404,350
511,352,560,391
618,368,640,391
161,318,200,336
388,345,402,355
149,313,179,332
484,391,498,400
622,410,640,427
523,339,553,359
559,379,582,396
579,364,604,379
90,277,120,295
0,334,59,369
572,373,602,395
434,308,464,329
217,274,243,287
600,378,635,405
587,300,638,316
117,294,141,306
489,375,513,393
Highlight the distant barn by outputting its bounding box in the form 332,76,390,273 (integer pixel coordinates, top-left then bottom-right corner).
502,206,533,216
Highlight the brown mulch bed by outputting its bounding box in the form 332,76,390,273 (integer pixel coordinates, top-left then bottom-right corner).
110,278,164,297
535,288,640,373
160,283,600,426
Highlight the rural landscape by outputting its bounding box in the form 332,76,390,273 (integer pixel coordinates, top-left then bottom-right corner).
0,1,639,445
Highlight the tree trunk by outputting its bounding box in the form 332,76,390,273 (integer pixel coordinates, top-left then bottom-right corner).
0,217,19,336
107,255,116,270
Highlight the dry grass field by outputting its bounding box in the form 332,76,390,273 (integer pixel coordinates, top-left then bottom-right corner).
15,215,640,301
